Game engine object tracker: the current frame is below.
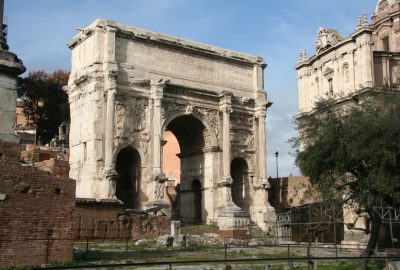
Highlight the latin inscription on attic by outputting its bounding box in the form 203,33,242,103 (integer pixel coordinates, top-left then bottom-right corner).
116,38,254,89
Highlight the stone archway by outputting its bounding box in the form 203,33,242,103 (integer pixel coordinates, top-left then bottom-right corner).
68,20,274,231
115,147,141,209
231,158,250,213
163,114,211,223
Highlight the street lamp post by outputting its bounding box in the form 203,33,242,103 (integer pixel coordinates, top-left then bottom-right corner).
275,151,279,179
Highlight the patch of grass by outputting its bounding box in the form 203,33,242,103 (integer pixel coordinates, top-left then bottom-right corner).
0,266,30,270
0,261,78,270
49,261,78,268
295,260,385,270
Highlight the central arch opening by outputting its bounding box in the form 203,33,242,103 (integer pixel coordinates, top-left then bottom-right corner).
115,147,141,209
163,114,211,224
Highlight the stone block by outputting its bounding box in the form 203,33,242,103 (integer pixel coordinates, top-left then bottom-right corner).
157,235,174,247
185,234,200,246
134,239,148,246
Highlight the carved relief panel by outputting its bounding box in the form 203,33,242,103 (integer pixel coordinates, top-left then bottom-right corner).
114,95,150,146
230,111,255,159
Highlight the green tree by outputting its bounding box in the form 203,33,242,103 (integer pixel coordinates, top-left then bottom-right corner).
292,89,400,270
18,70,70,144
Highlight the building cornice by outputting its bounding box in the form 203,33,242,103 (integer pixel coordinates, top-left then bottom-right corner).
69,19,266,68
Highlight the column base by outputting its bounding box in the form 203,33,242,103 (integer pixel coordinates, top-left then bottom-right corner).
217,202,250,239
257,204,277,234
100,167,118,199
145,200,171,217
342,231,369,248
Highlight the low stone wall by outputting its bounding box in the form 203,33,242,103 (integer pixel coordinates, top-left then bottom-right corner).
218,229,251,240
0,141,75,268
74,199,171,241
35,158,69,177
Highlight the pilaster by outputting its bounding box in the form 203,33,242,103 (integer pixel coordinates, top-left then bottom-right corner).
217,91,234,200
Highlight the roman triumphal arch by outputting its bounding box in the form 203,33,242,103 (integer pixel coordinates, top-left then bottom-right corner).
67,19,276,233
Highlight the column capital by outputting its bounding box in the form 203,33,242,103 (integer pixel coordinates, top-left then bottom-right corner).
217,176,233,187
107,70,118,79
255,110,266,119
218,90,233,101
150,78,170,88
219,91,233,113
256,98,273,109
253,178,271,190
220,105,233,114
106,89,116,100
150,78,170,99
218,90,233,97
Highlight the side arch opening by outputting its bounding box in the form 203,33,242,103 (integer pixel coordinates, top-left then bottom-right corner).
231,157,250,212
115,147,141,209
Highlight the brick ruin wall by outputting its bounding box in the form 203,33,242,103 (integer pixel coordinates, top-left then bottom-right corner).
74,200,171,241
0,140,75,268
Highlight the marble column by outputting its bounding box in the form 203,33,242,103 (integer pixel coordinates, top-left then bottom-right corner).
101,25,118,199
150,79,169,178
102,71,118,199
145,79,170,211
254,104,276,232
257,110,269,187
222,105,232,181
103,26,117,170
104,85,116,170
218,91,234,200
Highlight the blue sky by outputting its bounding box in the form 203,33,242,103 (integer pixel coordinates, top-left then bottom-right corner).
5,0,377,177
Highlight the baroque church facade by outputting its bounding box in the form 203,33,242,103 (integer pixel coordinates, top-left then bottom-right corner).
296,0,400,112
295,0,400,246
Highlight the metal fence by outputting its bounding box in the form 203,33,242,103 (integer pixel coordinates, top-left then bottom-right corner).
1,233,399,269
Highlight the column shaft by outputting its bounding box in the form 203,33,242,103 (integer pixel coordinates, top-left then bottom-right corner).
150,79,169,177
153,97,162,174
104,89,115,169
258,112,267,181
222,107,231,178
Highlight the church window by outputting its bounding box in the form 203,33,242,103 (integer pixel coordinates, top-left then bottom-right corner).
328,78,333,94
382,36,389,51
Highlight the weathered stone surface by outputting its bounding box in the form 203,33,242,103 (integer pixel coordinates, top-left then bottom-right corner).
0,51,25,143
185,234,200,246
0,0,25,144
67,19,275,231
134,239,148,246
74,200,171,240
157,235,174,247
0,141,75,268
